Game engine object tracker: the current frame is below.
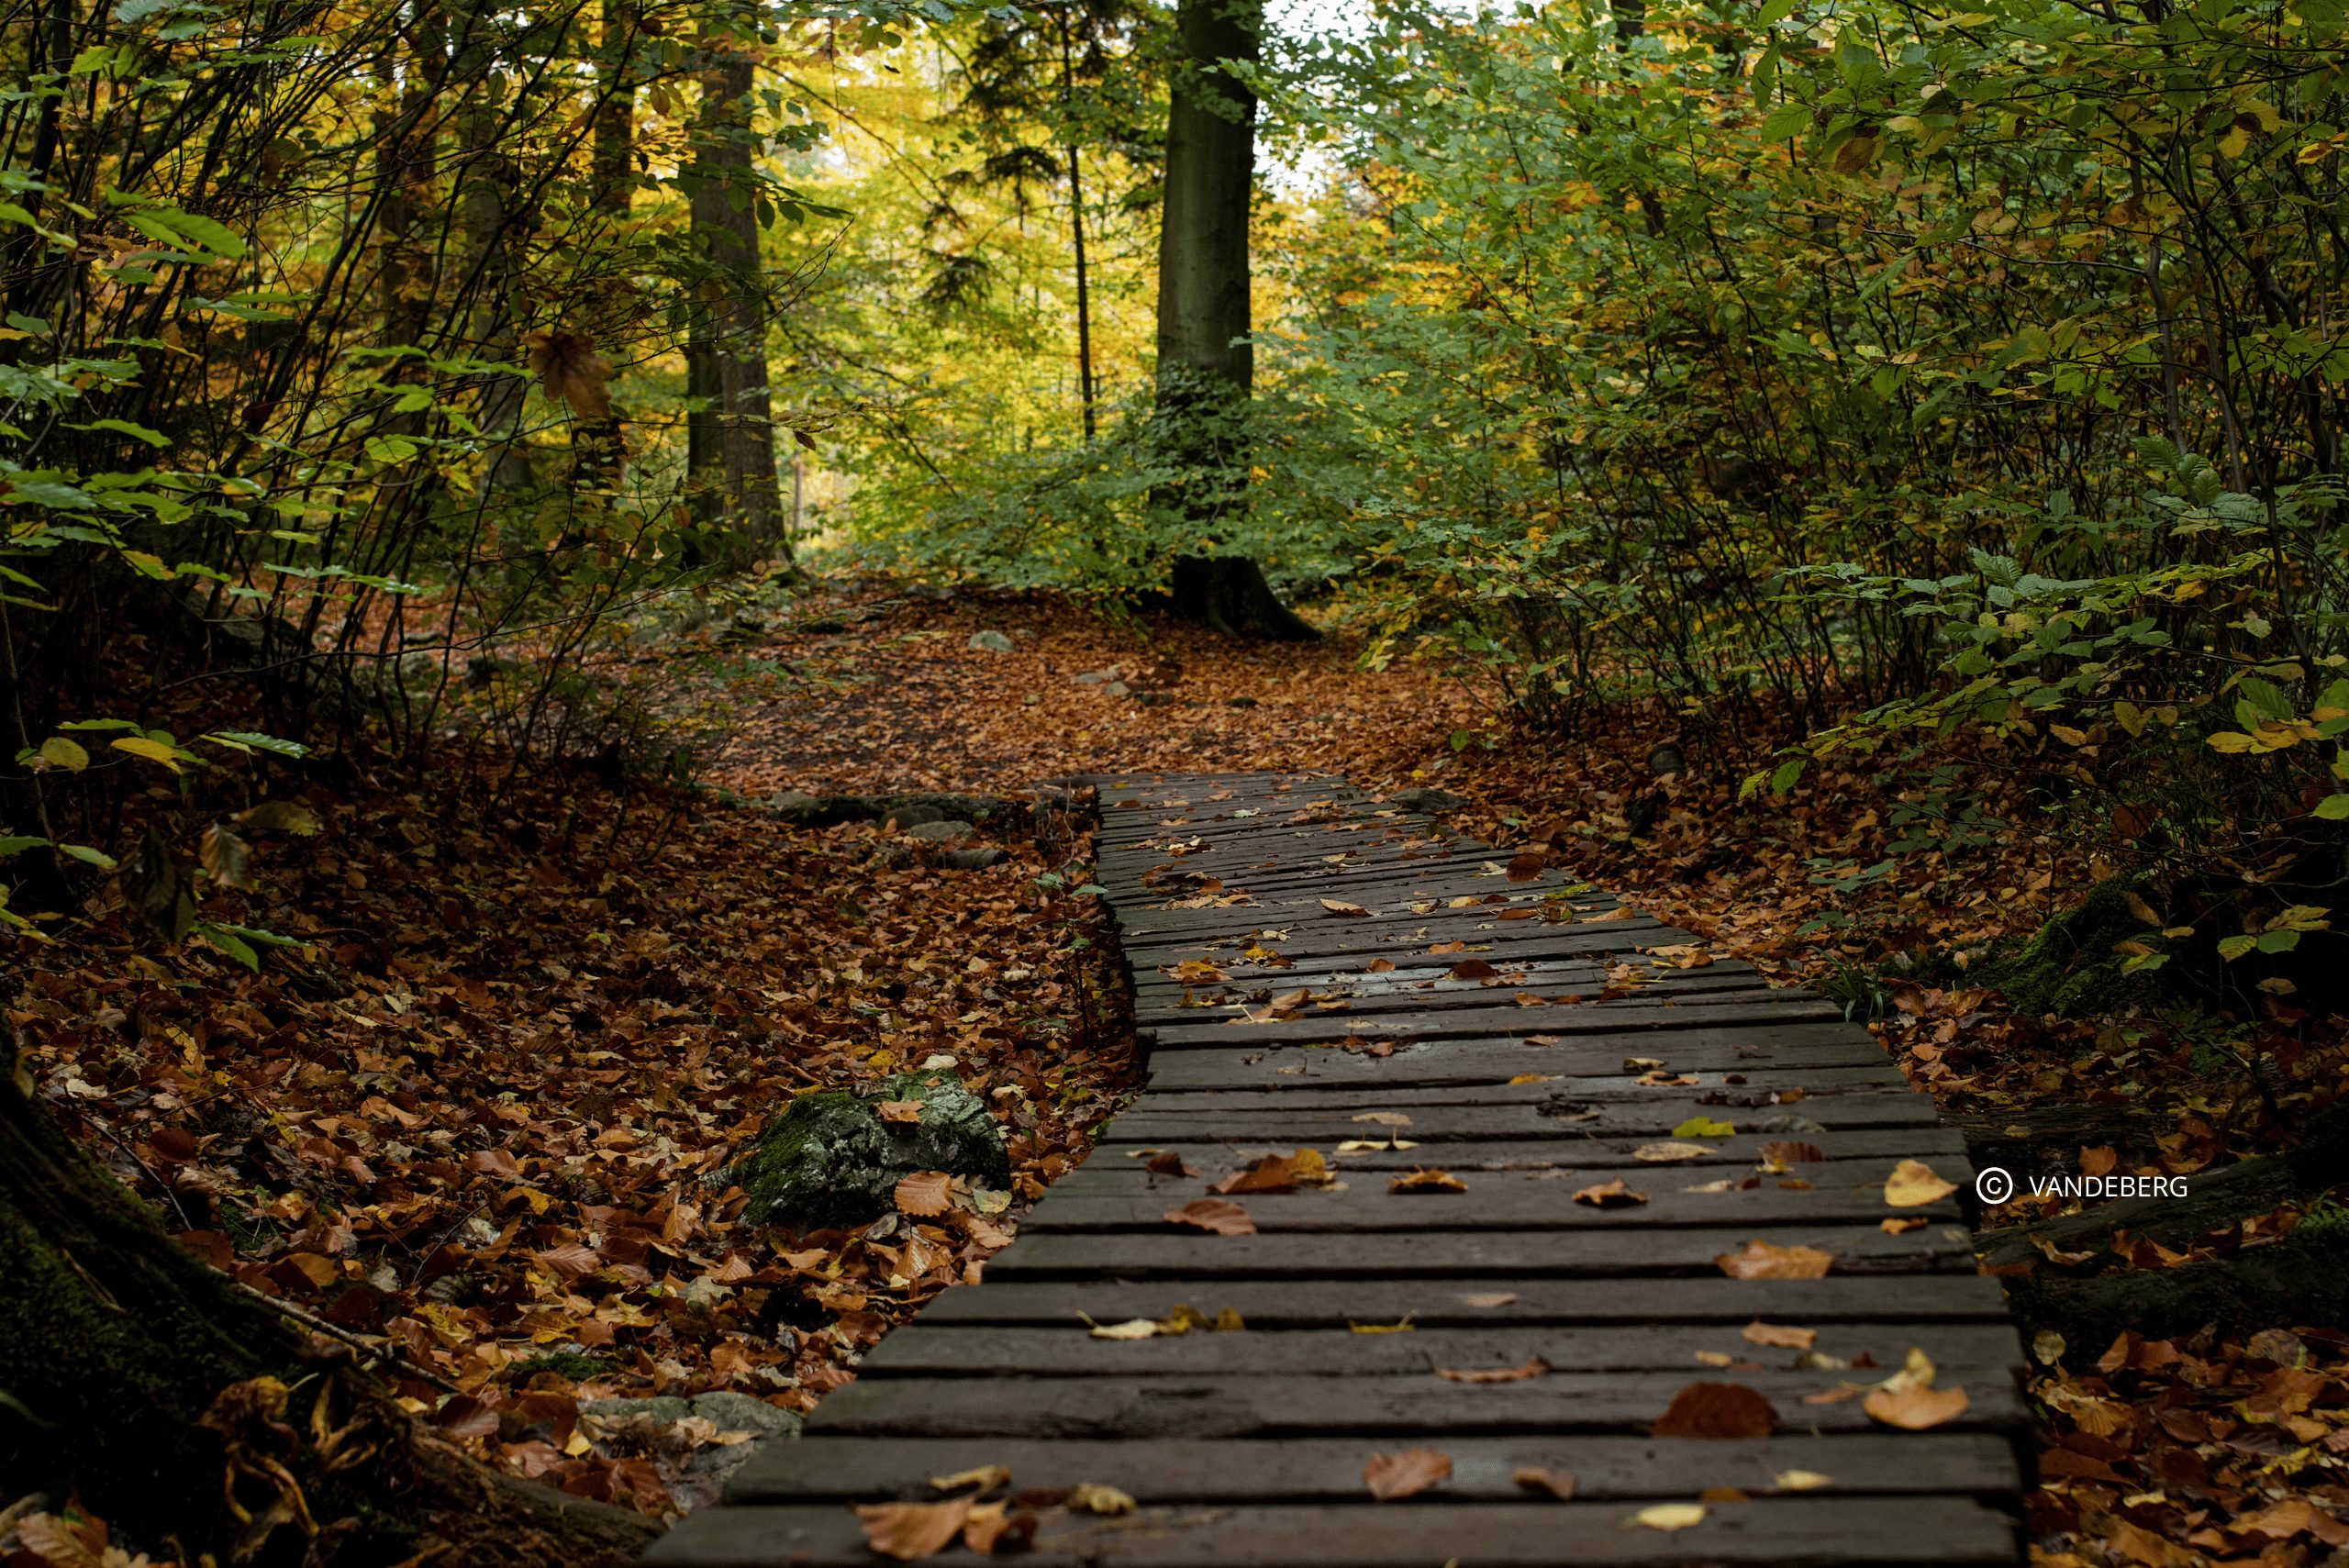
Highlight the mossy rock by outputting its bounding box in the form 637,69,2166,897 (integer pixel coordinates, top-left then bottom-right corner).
1974,873,2168,1018
731,1073,1008,1232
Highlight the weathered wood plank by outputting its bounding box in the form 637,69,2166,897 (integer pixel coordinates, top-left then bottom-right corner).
1097,1091,1941,1144
651,1497,2022,1567
1077,1129,1969,1173
722,1431,2024,1505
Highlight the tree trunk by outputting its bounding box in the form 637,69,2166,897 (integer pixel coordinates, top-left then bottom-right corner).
685,30,785,566
0,1033,654,1564
1151,0,1315,640
1056,11,1097,443
573,0,635,494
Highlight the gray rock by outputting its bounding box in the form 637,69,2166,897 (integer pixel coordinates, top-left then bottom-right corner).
692,1391,801,1440
1134,691,1178,707
941,847,1005,871
1072,669,1118,686
908,819,974,844
1104,681,1130,697
967,630,1015,652
730,1072,1008,1231
1388,786,1470,815
1226,695,1259,708
885,803,948,829
764,791,822,817
583,1396,692,1427
802,617,850,634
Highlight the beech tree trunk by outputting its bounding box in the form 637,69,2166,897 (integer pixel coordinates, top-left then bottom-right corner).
1152,0,1314,640
685,30,785,565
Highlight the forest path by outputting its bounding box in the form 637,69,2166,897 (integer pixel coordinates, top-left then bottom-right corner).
649,772,2030,1565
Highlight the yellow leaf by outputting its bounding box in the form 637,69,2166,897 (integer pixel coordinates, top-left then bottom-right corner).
110,735,183,773
1633,1503,1708,1530
1884,1159,1957,1207
39,736,89,772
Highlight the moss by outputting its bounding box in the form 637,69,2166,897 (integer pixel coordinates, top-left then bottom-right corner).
1974,873,2170,1018
731,1071,1008,1231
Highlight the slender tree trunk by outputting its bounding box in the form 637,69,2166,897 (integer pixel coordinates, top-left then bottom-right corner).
685,28,785,565
1152,0,1314,639
575,0,634,492
1057,13,1097,443
455,6,537,493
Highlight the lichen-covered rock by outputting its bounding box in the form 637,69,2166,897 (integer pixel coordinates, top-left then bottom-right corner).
731,1073,1008,1231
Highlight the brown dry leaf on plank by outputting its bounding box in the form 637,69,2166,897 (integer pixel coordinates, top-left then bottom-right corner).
1319,898,1373,917
1715,1239,1834,1279
1458,1292,1517,1307
1436,1356,1551,1384
1389,1168,1467,1194
1863,1348,1970,1429
1144,1150,1200,1177
1365,957,1397,973
1883,1159,1957,1207
1759,1140,1826,1167
1742,1320,1818,1350
1880,1215,1928,1234
1066,1484,1136,1516
1513,1466,1578,1499
1632,1503,1707,1530
1633,1140,1716,1162
894,1171,953,1217
960,1504,1037,1554
1364,1447,1453,1500
1505,851,1546,882
1448,958,1501,980
857,1498,973,1561
930,1465,1012,1496
1653,1381,1778,1439
1572,1177,1648,1207
1163,1198,1256,1235
1211,1149,1330,1195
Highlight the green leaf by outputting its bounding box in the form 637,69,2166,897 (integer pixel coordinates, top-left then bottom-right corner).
68,417,170,447
2257,929,2302,954
110,735,185,772
1761,103,1810,143
2217,934,2257,961
193,921,260,971
60,843,117,870
2315,795,2349,821
1671,1116,1735,1139
38,736,88,771
1073,883,1108,895
0,836,52,856
203,729,308,758
1768,756,1806,796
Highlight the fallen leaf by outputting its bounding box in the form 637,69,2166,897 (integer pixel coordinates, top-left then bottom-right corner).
1634,1141,1715,1162
857,1498,974,1561
1758,1140,1826,1166
877,1099,924,1124
1145,1150,1200,1177
1513,1466,1577,1498
961,1503,1036,1554
1319,898,1373,917
1336,1137,1419,1151
1364,1447,1453,1500
1458,1292,1517,1307
1389,1168,1467,1194
1671,1115,1735,1139
1879,1216,1928,1234
930,1465,1013,1495
1632,1503,1707,1530
1066,1484,1135,1516
1653,1381,1779,1439
1773,1470,1833,1492
1447,958,1501,980
1863,1383,1970,1429
895,1171,953,1216
1352,1111,1413,1128
1715,1240,1834,1279
1572,1178,1649,1207
1505,851,1546,882
1883,1159,1956,1207
1436,1356,1551,1384
1087,1318,1162,1340
1212,1149,1330,1194
1741,1320,1817,1351
1163,1198,1256,1235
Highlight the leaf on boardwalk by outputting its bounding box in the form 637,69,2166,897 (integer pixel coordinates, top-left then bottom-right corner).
1436,1355,1551,1383
1364,1447,1453,1499
1715,1240,1834,1279
1513,1466,1578,1498
1864,1349,1970,1429
1066,1484,1136,1515
1634,1140,1715,1162
1505,851,1546,882
1087,1318,1163,1340
1389,1167,1466,1194
1163,1198,1255,1235
1671,1115,1735,1138
1579,906,1637,923
1212,1149,1330,1194
1774,1469,1834,1492
895,1171,953,1216
1352,1111,1413,1128
1319,898,1373,917
1881,1215,1929,1234
930,1465,1012,1495
857,1498,973,1561
1142,1149,1201,1177
1759,1140,1826,1168
1884,1159,1957,1207
1447,958,1500,980
1337,1137,1419,1151
1742,1320,1817,1350
1572,1178,1648,1207
961,1503,1038,1554
1653,1380,1778,1439
1458,1292,1517,1307
1632,1503,1707,1530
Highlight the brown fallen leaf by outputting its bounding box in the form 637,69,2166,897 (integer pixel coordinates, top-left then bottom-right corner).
1741,1320,1818,1351
1633,1140,1715,1162
857,1498,973,1561
1505,851,1546,882
1758,1140,1826,1167
1653,1381,1779,1439
961,1503,1037,1554
1447,958,1501,980
1366,957,1397,973
1863,1348,1970,1429
1883,1159,1957,1207
1390,1168,1467,1194
1513,1466,1577,1498
1163,1198,1256,1235
1715,1240,1835,1279
1319,898,1373,917
1145,1149,1201,1178
1436,1356,1551,1384
876,1099,924,1124
1880,1215,1928,1234
1364,1447,1453,1500
1458,1292,1517,1307
1212,1149,1330,1195
1066,1483,1136,1516
1572,1177,1649,1208
895,1171,953,1217
930,1465,1013,1496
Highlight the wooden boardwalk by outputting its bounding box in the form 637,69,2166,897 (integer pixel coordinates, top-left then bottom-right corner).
651,772,2029,1565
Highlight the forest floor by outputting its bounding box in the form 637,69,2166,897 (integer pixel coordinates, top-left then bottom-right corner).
12,576,2349,1566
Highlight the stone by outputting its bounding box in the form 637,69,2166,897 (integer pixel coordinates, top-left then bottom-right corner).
1104,681,1130,698
941,847,1005,871
1133,691,1178,707
884,803,947,829
690,1391,800,1440
1072,669,1118,685
908,819,974,844
730,1072,1008,1231
1388,786,1470,815
1226,695,1259,708
967,630,1015,652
